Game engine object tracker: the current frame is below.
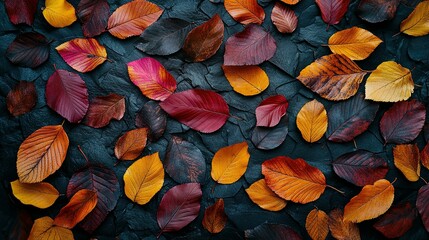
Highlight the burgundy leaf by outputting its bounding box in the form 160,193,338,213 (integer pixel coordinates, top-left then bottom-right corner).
84,94,126,128
5,0,38,25
77,0,110,37
135,101,167,141
380,99,426,144
315,0,350,25
245,223,302,240
224,24,276,66
6,81,37,117
357,0,400,23
416,184,429,232
271,2,298,34
373,202,417,238
6,32,50,68
256,95,288,127
252,117,288,150
46,69,89,123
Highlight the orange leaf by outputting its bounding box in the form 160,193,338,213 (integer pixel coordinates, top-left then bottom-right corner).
17,125,69,183
306,208,329,240
280,0,301,5
344,179,394,223
296,99,328,143
28,216,73,240
53,189,98,229
107,0,163,39
222,65,269,96
245,179,287,211
393,144,420,182
421,143,429,170
262,156,326,204
211,142,250,184
114,128,148,160
11,180,59,209
202,198,228,234
224,0,265,25
271,2,298,33
328,209,361,240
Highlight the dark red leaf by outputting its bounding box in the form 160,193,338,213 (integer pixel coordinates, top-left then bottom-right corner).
6,81,37,117
256,95,288,127
224,24,276,66
424,123,429,142
46,69,89,123
416,184,429,232
252,117,288,150
84,94,126,128
245,223,302,240
380,99,426,144
77,0,110,37
135,101,167,141
157,183,202,234
373,202,417,238
165,136,206,184
6,32,50,68
315,0,350,25
326,94,379,142
160,89,229,133
357,0,400,23
8,209,33,240
5,0,38,25
332,150,388,187
67,165,120,233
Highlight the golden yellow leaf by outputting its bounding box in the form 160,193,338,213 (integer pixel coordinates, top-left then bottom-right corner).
400,1,429,36
124,152,164,205
328,209,361,240
365,61,414,102
393,144,420,182
344,179,394,223
245,179,287,211
328,27,382,60
306,208,329,240
222,65,269,96
42,0,77,28
28,216,73,240
11,180,59,209
211,142,250,184
296,99,328,143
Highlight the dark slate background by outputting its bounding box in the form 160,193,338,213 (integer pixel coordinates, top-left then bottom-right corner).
1,0,429,239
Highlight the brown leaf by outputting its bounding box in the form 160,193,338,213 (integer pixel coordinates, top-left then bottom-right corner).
6,81,37,117
114,128,148,160
328,209,360,240
393,144,420,182
224,0,265,25
305,208,329,240
202,199,227,234
84,93,126,128
271,2,298,34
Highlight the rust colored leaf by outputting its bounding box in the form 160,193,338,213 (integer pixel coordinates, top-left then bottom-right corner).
357,0,400,23
202,199,227,234
28,217,73,240
7,81,37,117
5,0,38,25
328,209,361,240
393,144,420,182
315,0,350,25
373,202,417,238
245,179,287,211
224,0,265,25
271,2,298,33
305,208,329,240
421,143,429,170
77,0,109,37
114,128,148,160
135,101,167,141
417,184,429,232
84,94,126,128
255,95,288,127
245,223,303,240
296,99,327,143
222,65,269,96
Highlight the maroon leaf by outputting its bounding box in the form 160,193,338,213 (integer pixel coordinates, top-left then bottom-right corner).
159,89,229,133
46,69,89,123
6,81,37,117
315,0,350,25
245,223,302,240
271,2,298,34
357,0,400,23
77,0,110,37
380,99,426,144
416,184,429,232
6,32,50,68
67,165,120,233
326,94,379,142
5,0,38,25
224,24,276,66
424,123,429,142
252,117,288,150
165,136,206,184
157,183,202,235
135,101,167,141
84,94,126,128
332,150,388,187
256,95,288,127
373,202,417,238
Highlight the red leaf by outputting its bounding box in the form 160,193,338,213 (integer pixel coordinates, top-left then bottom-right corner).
245,223,302,240
7,81,37,117
6,32,50,68
373,202,417,238
224,24,276,66
127,57,177,101
157,183,202,235
77,0,110,37
46,69,89,123
421,143,429,170
332,150,388,186
255,95,288,127
5,0,38,25
271,2,298,34
84,94,126,128
160,89,229,133
416,184,429,232
380,99,426,144
315,0,350,25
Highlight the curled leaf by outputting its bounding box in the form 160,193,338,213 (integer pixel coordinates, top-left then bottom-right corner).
271,2,298,34
7,81,37,117
211,142,250,184
42,0,77,28
224,0,265,25
393,144,420,182
114,128,148,161
296,99,327,143
202,199,227,234
245,179,287,211
222,65,269,96
11,180,59,209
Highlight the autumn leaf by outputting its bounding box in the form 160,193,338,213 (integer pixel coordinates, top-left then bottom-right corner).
42,0,77,28
262,156,326,204
393,144,420,182
6,32,50,68
296,99,327,143
328,27,382,60
114,128,148,160
373,202,418,238
328,209,361,240
344,179,394,223
77,0,109,37
365,61,414,102
245,179,287,211
297,54,368,101
421,143,429,170
135,101,167,141
6,81,37,117
17,125,69,183
417,184,429,232
255,95,288,127
315,0,350,26
305,208,329,240
211,142,250,184
357,0,400,23
222,65,269,96
280,0,301,5
271,2,298,34
28,217,73,240
202,199,227,234
84,93,126,128
11,180,59,209
4,0,38,25
400,1,429,37
252,117,288,150
224,0,265,25
245,223,303,240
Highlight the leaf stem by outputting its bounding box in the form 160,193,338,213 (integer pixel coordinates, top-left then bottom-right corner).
61,119,65,126
156,230,163,239
392,32,401,37
391,177,398,185
77,145,90,165
327,185,345,195
420,176,428,185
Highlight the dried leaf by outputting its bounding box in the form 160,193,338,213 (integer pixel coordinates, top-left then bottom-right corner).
252,117,288,150
6,32,50,68
315,0,350,25
224,0,265,25
6,81,37,117
211,142,250,184
400,1,429,37
373,202,418,238
28,217,73,240
421,143,429,170
255,95,288,127
77,0,109,37
114,128,148,160
11,180,59,209
84,94,126,128
245,179,287,211
296,99,327,143
245,223,303,240
135,101,166,141
417,184,429,232
328,209,361,240
42,0,77,28
222,65,269,96
357,0,400,23
393,144,420,182
306,208,329,240
202,199,227,234
271,2,298,33
5,0,38,25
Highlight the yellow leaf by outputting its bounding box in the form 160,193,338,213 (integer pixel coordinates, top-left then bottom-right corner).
245,179,287,211
28,216,73,240
328,27,382,60
222,65,269,96
296,99,328,143
365,61,414,102
42,0,77,28
11,180,59,209
124,152,164,205
211,142,250,184
344,179,394,223
393,144,420,182
400,1,429,37
306,208,329,240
